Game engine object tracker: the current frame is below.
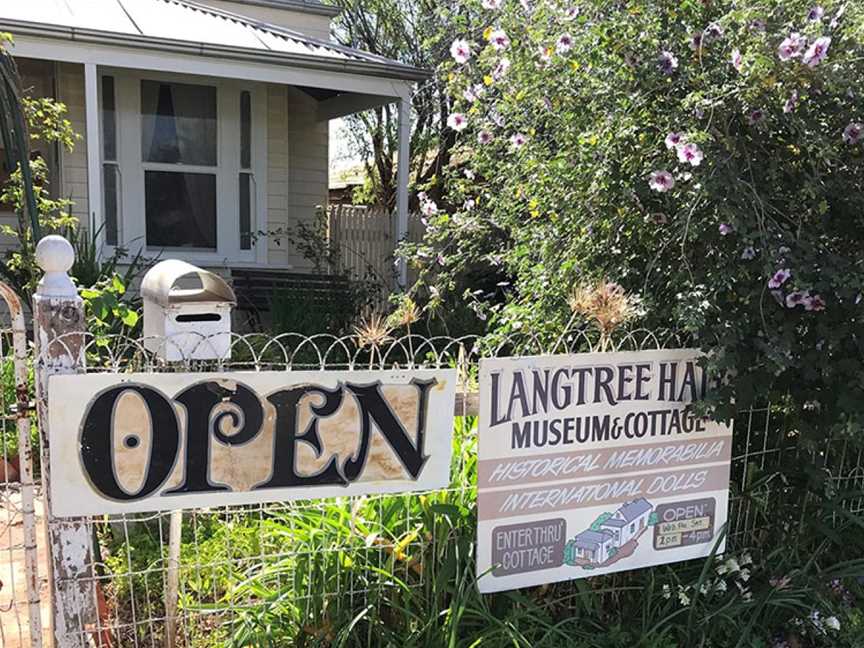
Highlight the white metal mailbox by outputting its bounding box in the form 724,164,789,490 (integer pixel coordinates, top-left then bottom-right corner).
141,260,235,361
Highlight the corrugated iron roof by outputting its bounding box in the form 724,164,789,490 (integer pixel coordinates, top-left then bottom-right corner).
0,0,428,80
600,517,627,528
218,0,340,18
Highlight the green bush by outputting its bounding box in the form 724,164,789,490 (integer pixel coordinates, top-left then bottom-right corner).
406,0,864,439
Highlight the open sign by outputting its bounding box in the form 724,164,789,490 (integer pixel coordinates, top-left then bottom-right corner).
48,369,456,517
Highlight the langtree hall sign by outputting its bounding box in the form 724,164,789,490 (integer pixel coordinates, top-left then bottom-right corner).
476,350,732,593
48,369,456,517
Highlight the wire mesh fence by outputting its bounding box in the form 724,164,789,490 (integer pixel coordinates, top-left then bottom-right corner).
16,328,864,646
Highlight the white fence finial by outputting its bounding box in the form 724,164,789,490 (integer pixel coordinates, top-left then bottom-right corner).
35,235,77,297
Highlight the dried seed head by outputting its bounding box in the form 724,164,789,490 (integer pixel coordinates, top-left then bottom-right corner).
353,312,393,348
388,296,420,329
568,279,639,339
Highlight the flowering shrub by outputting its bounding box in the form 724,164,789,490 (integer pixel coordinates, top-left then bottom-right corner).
406,1,864,433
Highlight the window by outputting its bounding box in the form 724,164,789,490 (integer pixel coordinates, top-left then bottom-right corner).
145,171,217,248
102,76,119,245
141,80,218,249
102,72,264,261
239,90,252,250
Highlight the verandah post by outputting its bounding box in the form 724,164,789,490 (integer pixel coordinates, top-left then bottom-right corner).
395,95,411,290
33,235,98,647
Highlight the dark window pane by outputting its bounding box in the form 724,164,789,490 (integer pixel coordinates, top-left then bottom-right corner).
101,76,117,161
145,171,216,249
239,173,251,250
240,91,251,170
141,80,217,166
103,164,119,245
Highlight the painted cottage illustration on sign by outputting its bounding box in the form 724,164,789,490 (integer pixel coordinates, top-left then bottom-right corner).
567,498,655,567
606,499,653,545
570,530,617,564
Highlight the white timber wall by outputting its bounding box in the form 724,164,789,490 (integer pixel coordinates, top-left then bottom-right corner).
267,84,329,269
56,63,90,229
267,84,292,267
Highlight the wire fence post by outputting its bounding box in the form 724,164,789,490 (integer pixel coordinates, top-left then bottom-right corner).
165,509,183,648
33,235,97,647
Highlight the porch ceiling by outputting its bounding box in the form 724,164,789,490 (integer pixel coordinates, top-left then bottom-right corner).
0,0,429,87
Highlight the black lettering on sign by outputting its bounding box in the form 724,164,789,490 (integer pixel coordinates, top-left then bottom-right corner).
343,379,435,481
77,378,438,501
257,385,347,488
79,385,180,501
166,381,264,495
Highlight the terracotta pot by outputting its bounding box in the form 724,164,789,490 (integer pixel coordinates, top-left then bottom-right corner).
0,457,18,483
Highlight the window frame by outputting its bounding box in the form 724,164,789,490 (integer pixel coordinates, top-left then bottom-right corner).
100,68,267,265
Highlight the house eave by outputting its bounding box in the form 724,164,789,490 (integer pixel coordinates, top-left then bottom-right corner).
0,19,432,83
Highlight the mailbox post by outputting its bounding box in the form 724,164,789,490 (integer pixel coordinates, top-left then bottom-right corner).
140,259,237,647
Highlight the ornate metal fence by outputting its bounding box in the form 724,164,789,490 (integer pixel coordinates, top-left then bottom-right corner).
28,327,864,647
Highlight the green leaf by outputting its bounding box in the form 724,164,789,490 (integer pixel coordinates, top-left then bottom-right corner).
121,309,139,328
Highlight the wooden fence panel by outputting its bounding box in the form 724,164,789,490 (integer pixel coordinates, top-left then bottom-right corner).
327,205,426,296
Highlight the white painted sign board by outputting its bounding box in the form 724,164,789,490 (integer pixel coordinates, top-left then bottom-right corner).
477,350,732,593
49,369,456,517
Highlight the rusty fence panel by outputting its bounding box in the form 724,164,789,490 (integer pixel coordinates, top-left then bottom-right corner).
0,281,45,648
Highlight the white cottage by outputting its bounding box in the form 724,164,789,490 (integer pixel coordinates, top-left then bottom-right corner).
571,529,616,565
0,0,426,283
604,498,653,546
